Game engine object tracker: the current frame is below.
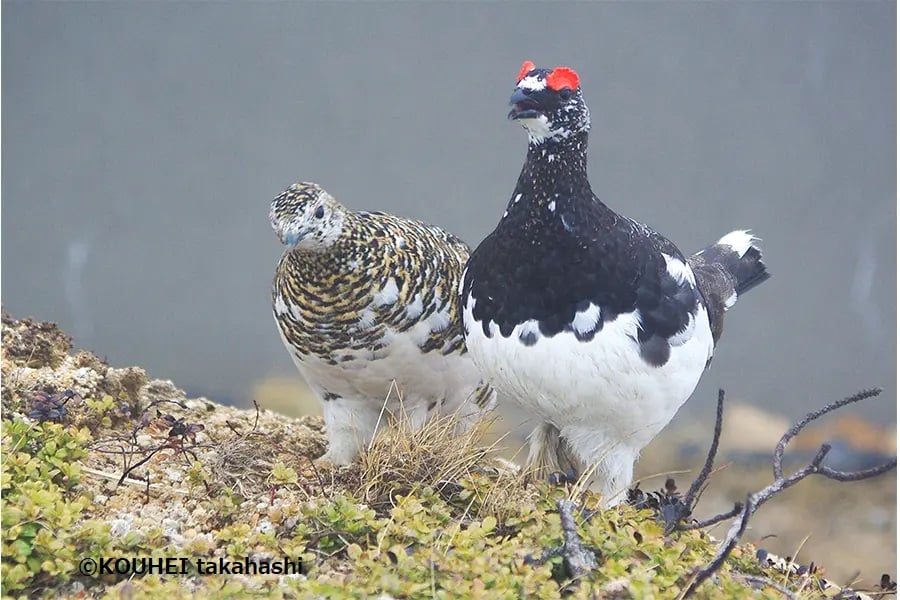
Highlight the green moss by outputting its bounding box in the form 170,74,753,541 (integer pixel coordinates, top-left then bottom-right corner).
0,409,865,599
1,419,93,592
0,312,882,599
2,410,868,600
275,484,784,599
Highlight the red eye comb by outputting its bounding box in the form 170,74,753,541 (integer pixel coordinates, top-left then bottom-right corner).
517,60,536,82
546,66,579,91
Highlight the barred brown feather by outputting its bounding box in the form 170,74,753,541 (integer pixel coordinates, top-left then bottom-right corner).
271,182,494,464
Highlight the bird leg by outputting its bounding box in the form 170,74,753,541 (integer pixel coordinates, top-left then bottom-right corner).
318,397,384,465
526,422,581,482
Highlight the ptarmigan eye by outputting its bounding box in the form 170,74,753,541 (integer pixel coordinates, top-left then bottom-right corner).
314,205,325,219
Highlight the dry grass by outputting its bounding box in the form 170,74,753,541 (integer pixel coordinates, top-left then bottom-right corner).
207,433,277,498
353,398,535,524
360,409,496,500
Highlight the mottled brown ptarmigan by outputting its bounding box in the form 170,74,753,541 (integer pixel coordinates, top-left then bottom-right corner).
270,182,495,464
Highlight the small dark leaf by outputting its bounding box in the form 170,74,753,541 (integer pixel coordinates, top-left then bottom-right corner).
626,486,651,509
27,390,70,423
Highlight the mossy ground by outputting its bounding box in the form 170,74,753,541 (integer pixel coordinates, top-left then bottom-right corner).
0,312,891,599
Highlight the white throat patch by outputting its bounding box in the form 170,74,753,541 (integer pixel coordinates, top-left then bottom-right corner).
519,114,572,145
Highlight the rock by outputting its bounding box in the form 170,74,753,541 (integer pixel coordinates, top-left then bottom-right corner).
1,308,72,368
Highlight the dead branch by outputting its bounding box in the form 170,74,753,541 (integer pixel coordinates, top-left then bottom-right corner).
688,502,743,530
683,388,726,509
773,388,884,480
735,574,799,599
524,499,598,587
557,499,598,579
683,388,895,597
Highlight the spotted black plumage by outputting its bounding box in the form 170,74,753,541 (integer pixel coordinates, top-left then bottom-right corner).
462,67,701,367
271,182,494,464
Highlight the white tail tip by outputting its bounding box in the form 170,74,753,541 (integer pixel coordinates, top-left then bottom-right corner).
717,230,757,256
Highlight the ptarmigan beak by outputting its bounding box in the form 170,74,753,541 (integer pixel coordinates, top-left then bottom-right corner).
281,230,306,248
508,88,541,120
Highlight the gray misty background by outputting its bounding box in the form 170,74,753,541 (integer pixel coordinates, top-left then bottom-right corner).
3,2,896,426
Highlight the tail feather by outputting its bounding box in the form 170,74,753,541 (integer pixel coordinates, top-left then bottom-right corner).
733,245,770,296
688,230,769,344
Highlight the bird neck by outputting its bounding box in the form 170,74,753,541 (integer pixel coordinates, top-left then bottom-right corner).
514,129,593,206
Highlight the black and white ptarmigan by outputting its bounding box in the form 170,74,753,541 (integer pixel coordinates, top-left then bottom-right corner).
459,61,770,505
271,182,495,464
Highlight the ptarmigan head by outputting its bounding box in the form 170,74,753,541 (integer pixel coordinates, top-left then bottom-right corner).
508,60,590,145
270,182,347,252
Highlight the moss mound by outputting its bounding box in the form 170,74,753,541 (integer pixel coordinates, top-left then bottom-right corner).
0,313,890,599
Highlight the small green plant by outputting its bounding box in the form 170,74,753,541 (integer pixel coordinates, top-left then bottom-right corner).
1,418,93,592
299,494,382,557
83,395,117,429
268,461,298,486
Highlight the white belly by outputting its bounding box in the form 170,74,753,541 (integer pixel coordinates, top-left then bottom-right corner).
277,320,488,418
462,298,714,455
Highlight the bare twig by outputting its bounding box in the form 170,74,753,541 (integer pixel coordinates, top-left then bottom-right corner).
735,574,799,599
102,410,207,488
681,495,754,600
80,465,187,494
306,454,328,494
818,459,897,482
650,389,729,534
683,389,725,509
773,387,882,479
141,398,189,414
688,502,743,530
116,445,166,486
683,388,895,597
251,398,261,431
